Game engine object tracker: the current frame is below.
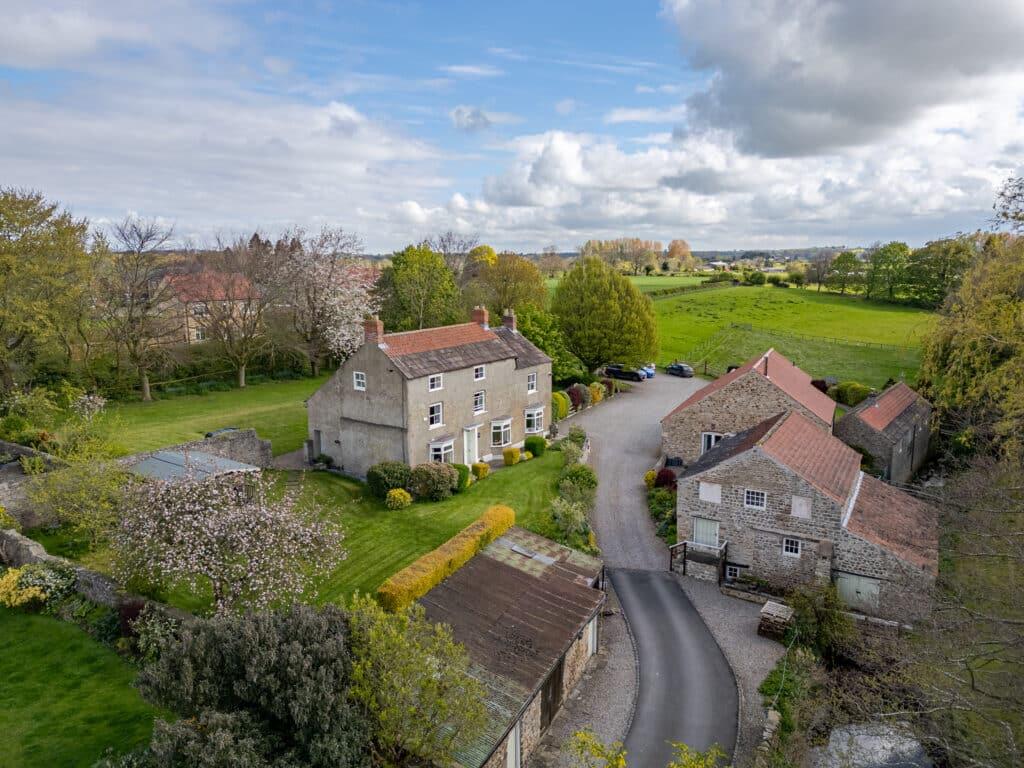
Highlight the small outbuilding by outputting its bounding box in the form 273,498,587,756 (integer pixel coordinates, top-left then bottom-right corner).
127,450,260,483
834,382,931,484
420,526,604,768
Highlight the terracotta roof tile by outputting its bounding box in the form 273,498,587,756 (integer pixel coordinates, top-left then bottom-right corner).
762,411,862,502
662,349,835,424
382,322,497,355
165,271,253,302
846,474,938,572
854,382,922,432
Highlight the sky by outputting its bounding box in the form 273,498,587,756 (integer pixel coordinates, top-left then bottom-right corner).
2,0,1024,253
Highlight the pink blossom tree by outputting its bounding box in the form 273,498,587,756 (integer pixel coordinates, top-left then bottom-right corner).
286,226,379,376
115,470,345,614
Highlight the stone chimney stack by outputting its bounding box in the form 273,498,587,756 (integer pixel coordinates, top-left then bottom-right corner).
502,308,517,332
364,315,384,344
471,305,490,328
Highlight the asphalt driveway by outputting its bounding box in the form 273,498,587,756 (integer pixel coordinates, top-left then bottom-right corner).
567,375,739,767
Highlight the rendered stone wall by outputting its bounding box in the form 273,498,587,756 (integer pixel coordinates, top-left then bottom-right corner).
168,428,273,468
662,372,831,465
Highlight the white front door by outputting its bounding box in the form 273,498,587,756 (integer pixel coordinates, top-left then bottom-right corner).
464,427,478,465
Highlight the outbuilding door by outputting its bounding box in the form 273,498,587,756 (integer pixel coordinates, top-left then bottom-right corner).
834,572,880,613
540,657,564,730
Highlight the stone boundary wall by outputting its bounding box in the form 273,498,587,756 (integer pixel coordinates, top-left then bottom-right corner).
752,708,782,768
0,528,192,623
0,440,63,528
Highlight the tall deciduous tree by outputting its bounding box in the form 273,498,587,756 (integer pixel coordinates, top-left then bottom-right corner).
806,251,834,292
826,251,863,295
472,251,548,316
906,237,973,308
993,175,1024,232
538,246,564,277
516,304,585,383
347,594,487,768
667,239,697,271
99,216,178,401
427,230,479,281
285,226,379,376
866,241,911,301
377,243,462,331
204,233,287,388
551,257,657,371
115,471,345,614
0,189,96,388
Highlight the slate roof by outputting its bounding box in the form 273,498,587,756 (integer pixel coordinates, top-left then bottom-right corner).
662,348,836,425
847,382,927,435
378,323,551,378
681,411,860,502
129,450,259,482
420,527,603,768
845,474,938,573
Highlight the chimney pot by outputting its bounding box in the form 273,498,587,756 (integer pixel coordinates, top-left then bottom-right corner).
471,305,490,328
364,315,384,344
502,308,516,332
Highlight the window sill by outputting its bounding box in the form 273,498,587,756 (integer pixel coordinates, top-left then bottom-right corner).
429,423,444,430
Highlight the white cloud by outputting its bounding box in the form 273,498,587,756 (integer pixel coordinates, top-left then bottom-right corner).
555,99,578,116
604,104,688,124
636,83,683,95
263,56,292,76
449,105,521,131
438,64,504,78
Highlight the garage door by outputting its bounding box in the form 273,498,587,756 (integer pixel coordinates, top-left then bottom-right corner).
834,572,880,612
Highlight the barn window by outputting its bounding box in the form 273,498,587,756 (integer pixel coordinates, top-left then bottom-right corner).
783,538,802,557
744,489,767,510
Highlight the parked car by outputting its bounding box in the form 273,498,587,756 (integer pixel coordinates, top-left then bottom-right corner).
605,363,645,382
666,362,694,378
642,363,656,378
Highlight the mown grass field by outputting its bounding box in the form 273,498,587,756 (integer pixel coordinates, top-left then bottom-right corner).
31,452,565,613
105,375,327,457
0,608,156,768
546,273,706,294
655,286,936,385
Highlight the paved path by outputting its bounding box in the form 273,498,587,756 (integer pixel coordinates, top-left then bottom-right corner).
567,376,739,768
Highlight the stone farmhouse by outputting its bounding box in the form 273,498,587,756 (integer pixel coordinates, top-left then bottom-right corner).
163,271,254,345
306,308,552,477
834,382,932,484
661,349,836,465
420,526,604,768
674,410,938,620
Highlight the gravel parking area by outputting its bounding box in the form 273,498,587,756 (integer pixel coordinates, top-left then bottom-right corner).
528,584,638,768
675,577,786,768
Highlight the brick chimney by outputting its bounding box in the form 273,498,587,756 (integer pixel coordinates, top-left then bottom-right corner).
502,308,517,332
471,305,490,328
363,315,384,344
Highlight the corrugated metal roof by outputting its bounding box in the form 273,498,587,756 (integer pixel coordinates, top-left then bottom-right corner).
129,450,259,482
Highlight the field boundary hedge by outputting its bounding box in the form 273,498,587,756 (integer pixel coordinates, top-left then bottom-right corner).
646,281,737,300
376,504,516,611
728,323,918,351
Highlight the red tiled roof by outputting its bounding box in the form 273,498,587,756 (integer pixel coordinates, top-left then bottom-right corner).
762,411,862,502
166,271,253,302
381,322,498,356
662,349,836,424
856,382,921,432
846,474,938,573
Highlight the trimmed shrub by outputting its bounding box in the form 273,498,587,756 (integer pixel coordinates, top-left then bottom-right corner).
503,447,521,466
377,505,516,611
471,462,490,480
366,461,412,500
565,386,583,411
829,381,873,407
570,382,591,408
747,270,767,285
522,451,533,461
452,463,472,492
654,468,677,490
767,273,783,285
588,382,604,405
560,462,598,490
408,462,459,501
643,470,657,490
385,488,413,510
524,436,546,457
551,391,570,421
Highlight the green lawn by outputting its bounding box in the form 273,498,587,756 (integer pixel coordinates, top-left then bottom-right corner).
655,286,936,386
0,607,156,768
546,273,706,294
29,452,565,613
105,375,327,457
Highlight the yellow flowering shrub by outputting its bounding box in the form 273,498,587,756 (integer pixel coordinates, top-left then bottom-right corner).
502,447,520,466
643,470,657,489
385,488,413,510
0,504,20,532
588,382,604,405
377,505,516,612
471,462,490,480
0,567,46,608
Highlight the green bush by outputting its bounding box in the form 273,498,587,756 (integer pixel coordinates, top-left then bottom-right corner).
452,463,471,492
366,461,412,500
559,477,596,510
385,488,413,510
767,274,783,285
569,382,591,408
565,426,587,447
471,462,490,480
0,504,21,532
829,381,873,407
561,441,583,466
788,584,855,665
747,270,767,285
408,463,459,501
524,436,546,457
0,414,29,440
502,447,520,466
647,487,676,521
551,498,589,536
560,462,597,490
551,392,570,421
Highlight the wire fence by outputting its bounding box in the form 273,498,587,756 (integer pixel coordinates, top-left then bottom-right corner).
728,323,917,352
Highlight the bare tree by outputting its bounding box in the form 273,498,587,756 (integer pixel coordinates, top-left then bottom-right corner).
994,175,1024,232
538,246,564,278
806,251,835,292
203,233,287,388
99,216,177,401
427,230,479,280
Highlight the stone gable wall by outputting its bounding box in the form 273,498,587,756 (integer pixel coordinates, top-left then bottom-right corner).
835,399,932,484
834,528,935,621
834,415,890,476
662,372,830,464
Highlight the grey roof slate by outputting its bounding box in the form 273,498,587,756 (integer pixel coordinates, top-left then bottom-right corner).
678,413,785,479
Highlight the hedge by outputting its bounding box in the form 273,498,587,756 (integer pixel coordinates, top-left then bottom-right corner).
452,463,472,492
503,447,520,466
367,461,412,500
524,436,546,457
471,462,490,480
829,381,873,407
552,391,570,420
376,505,516,611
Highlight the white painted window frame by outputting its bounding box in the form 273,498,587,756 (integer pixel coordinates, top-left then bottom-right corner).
428,402,443,428
491,418,512,447
353,371,367,391
692,517,720,548
428,373,443,392
701,432,723,454
782,537,802,557
725,565,740,580
525,406,544,434
527,372,537,394
473,390,486,414
430,439,454,463
744,488,767,510
474,365,486,381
